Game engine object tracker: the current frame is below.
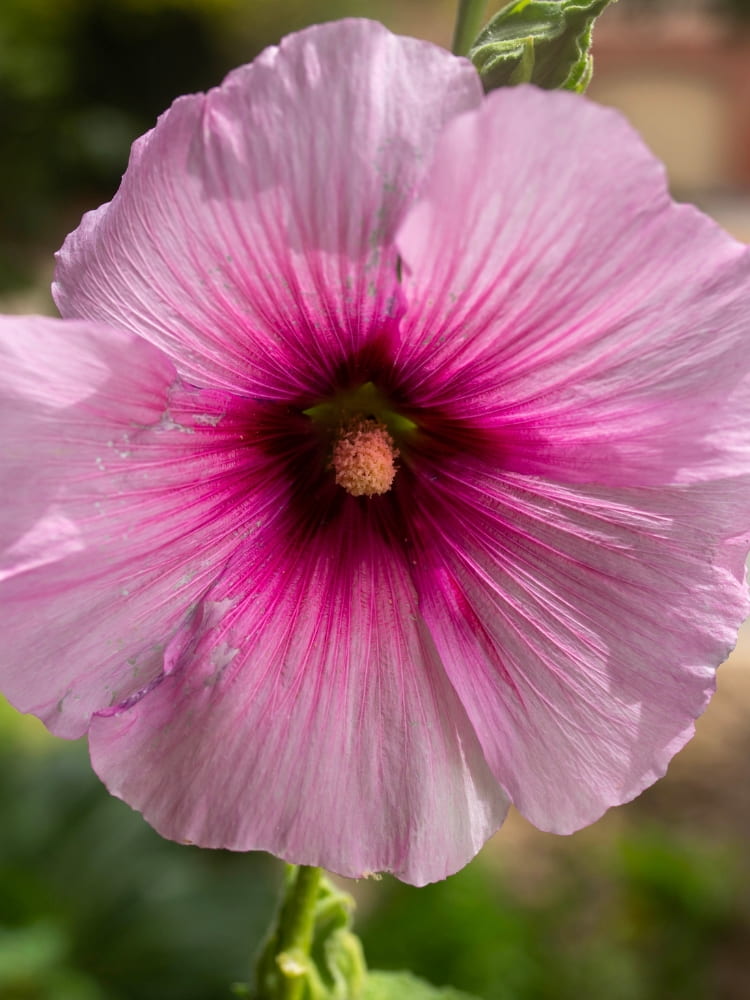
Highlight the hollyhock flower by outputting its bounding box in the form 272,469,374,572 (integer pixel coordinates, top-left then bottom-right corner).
1,18,750,886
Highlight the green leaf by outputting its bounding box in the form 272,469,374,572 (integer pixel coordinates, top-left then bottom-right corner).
469,0,616,93
363,970,482,1000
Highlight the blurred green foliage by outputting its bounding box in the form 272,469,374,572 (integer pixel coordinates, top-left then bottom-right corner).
0,707,279,999
0,0,223,289
1,696,749,1000
362,832,745,1000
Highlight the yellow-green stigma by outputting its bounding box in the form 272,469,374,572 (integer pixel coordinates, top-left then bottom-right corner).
330,417,398,497
304,381,417,440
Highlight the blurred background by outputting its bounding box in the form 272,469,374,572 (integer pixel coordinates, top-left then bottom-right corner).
2,1,750,997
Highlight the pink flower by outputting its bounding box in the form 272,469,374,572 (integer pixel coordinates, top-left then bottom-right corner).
2,19,750,886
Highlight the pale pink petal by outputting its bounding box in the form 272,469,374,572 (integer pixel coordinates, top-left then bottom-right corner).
395,85,750,486
54,19,482,399
7,36,750,886
0,315,287,738
411,460,750,832
88,502,508,886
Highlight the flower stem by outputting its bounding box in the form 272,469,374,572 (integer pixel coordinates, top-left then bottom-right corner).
277,865,322,998
255,864,323,1000
451,0,488,56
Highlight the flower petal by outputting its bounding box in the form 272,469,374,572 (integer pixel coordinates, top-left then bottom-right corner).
0,315,284,738
88,502,508,885
54,19,483,399
396,85,750,486
412,463,750,832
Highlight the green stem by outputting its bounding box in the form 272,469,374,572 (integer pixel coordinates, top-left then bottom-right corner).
451,0,488,56
255,865,323,1000
278,865,322,995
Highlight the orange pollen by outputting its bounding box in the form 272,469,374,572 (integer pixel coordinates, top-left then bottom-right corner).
330,418,399,498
